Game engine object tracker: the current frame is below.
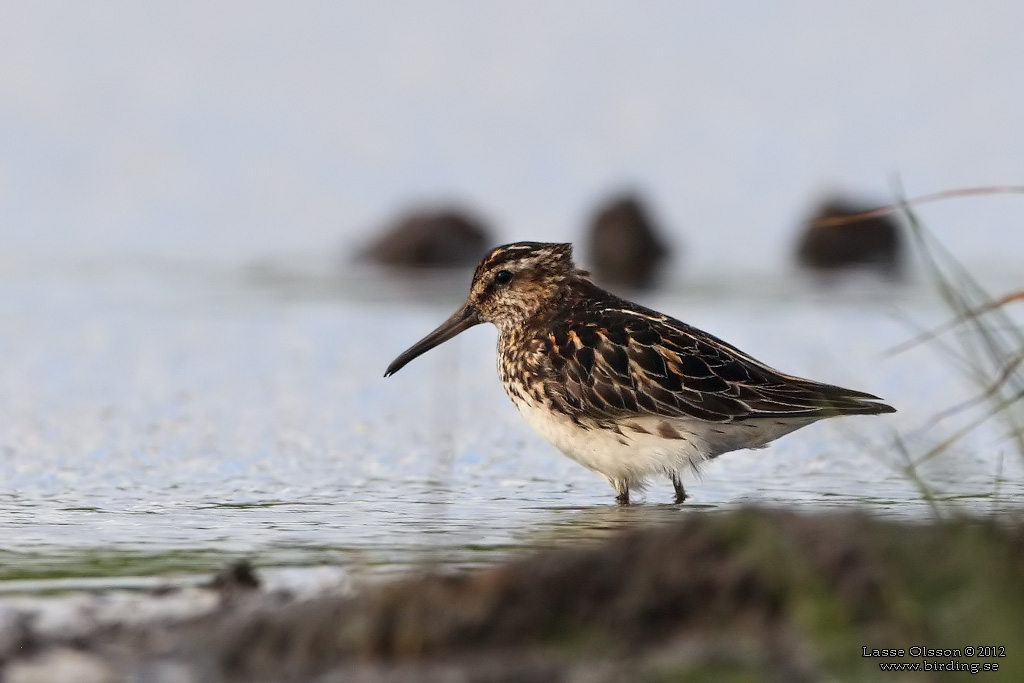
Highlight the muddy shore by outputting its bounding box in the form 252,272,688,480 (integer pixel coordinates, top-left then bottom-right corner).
3,508,1022,682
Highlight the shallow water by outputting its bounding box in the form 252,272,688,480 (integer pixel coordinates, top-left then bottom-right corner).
0,257,1021,589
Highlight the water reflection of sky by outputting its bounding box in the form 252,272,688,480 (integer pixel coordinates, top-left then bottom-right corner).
0,263,1019,576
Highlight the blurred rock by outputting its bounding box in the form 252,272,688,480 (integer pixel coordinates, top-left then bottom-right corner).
362,208,492,268
795,197,903,277
585,194,671,290
212,560,261,595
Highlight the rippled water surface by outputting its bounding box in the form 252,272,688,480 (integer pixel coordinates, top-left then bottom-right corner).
1,258,1021,586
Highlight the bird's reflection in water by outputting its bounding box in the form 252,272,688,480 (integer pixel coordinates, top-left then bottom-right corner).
515,501,720,549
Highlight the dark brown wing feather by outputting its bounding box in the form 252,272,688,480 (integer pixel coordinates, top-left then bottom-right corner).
538,299,895,424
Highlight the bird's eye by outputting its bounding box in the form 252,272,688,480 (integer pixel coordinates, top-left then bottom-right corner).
494,270,513,285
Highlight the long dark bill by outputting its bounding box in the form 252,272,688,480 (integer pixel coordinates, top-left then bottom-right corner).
384,303,482,377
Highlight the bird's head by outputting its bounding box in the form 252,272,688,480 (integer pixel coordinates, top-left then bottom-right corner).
384,242,582,376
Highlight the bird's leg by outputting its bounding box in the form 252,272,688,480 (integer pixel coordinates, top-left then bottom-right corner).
671,472,688,504
614,480,630,505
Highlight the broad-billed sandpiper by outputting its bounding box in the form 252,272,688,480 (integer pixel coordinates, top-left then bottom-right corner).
385,242,895,504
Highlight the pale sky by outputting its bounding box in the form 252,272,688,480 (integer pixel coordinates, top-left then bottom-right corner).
1,1,1022,271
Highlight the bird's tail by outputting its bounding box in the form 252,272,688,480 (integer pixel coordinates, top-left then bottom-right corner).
808,382,897,416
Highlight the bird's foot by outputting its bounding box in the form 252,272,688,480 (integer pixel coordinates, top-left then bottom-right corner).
671,473,688,504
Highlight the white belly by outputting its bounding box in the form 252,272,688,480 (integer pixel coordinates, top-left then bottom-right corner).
509,395,816,491
510,396,706,489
